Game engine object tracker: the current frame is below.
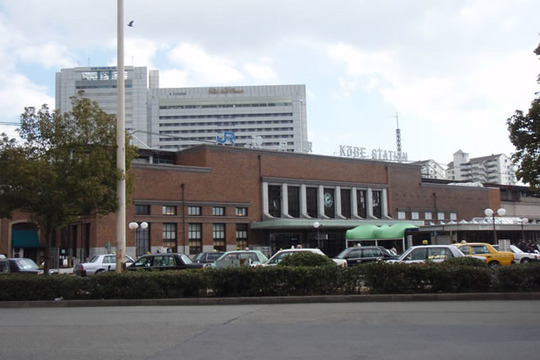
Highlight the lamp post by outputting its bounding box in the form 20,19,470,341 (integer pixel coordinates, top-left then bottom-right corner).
129,222,148,255
313,221,321,248
484,208,506,244
519,217,528,243
115,0,127,273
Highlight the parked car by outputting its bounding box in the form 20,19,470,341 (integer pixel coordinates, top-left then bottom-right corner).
453,242,513,267
127,253,204,271
0,257,46,274
73,254,135,276
264,247,347,267
192,251,225,264
388,245,478,264
209,250,268,268
493,244,540,264
334,246,398,266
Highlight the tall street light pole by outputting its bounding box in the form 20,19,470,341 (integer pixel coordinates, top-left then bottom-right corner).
484,208,506,244
116,0,127,273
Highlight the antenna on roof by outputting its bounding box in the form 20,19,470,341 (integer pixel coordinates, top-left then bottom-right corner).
395,113,402,162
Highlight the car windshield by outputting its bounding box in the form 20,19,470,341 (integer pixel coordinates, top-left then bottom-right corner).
510,245,525,253
334,249,350,259
180,254,193,264
207,253,223,261
268,251,306,264
396,249,415,261
16,258,39,270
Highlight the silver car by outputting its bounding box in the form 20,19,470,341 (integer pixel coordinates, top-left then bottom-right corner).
73,254,134,276
389,245,481,264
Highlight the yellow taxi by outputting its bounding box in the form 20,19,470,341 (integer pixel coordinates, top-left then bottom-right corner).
453,242,513,267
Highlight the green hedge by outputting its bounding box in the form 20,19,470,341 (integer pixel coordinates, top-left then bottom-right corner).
1,262,540,301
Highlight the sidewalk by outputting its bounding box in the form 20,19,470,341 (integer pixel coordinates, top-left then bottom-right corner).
2,292,539,308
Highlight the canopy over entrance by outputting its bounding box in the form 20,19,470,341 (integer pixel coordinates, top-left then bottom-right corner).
346,223,418,240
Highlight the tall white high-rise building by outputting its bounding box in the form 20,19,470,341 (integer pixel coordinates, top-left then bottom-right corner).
56,66,309,153
55,66,149,148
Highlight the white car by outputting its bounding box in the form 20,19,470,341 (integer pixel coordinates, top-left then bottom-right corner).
209,250,269,269
494,244,540,264
264,247,347,267
73,254,135,276
388,245,485,264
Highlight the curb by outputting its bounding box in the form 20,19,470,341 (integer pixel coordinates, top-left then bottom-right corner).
2,292,540,308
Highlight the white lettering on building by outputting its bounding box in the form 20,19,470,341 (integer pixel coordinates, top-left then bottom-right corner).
339,145,407,162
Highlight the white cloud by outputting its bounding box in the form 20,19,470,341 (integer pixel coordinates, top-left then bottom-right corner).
15,42,77,69
167,43,244,85
244,61,277,83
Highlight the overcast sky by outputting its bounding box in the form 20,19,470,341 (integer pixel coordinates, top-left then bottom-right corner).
0,0,538,165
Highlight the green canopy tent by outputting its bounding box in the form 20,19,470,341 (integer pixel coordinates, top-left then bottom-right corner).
345,223,419,251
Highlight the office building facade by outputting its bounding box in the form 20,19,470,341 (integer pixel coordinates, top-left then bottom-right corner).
56,66,309,153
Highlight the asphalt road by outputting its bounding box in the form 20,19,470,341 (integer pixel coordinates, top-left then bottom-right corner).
1,300,539,360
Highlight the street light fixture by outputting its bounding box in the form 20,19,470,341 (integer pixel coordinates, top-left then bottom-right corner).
313,221,321,248
128,221,148,230
484,208,506,244
129,222,148,259
518,217,528,243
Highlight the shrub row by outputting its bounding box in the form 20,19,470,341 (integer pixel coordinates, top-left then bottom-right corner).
1,262,540,302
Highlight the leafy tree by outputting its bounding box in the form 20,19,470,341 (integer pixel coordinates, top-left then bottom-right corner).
507,42,540,189
0,92,137,273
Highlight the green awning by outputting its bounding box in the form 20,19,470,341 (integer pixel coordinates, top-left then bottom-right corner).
12,229,40,248
346,223,418,240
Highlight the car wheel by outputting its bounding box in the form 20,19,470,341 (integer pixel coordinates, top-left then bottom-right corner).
521,258,530,264
488,261,500,268
94,269,105,275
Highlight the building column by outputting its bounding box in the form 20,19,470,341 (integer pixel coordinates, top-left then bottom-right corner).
335,186,346,219
281,183,292,218
300,184,309,218
366,188,374,219
318,185,329,219
381,188,390,219
262,182,271,218
351,187,361,219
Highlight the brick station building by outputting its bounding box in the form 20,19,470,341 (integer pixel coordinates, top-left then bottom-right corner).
2,144,513,264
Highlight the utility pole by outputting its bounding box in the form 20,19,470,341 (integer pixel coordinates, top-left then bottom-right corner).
115,0,127,272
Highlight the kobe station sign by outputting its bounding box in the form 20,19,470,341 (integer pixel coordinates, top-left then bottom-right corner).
339,145,407,162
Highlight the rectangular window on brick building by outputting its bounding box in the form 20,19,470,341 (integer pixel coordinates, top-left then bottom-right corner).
288,186,300,218
341,189,351,218
135,204,150,215
188,206,201,216
268,185,281,217
372,190,382,218
162,206,177,215
188,223,202,255
357,190,367,218
306,187,318,218
135,223,150,257
235,207,248,217
212,206,225,216
213,223,225,251
162,223,177,248
236,223,248,250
